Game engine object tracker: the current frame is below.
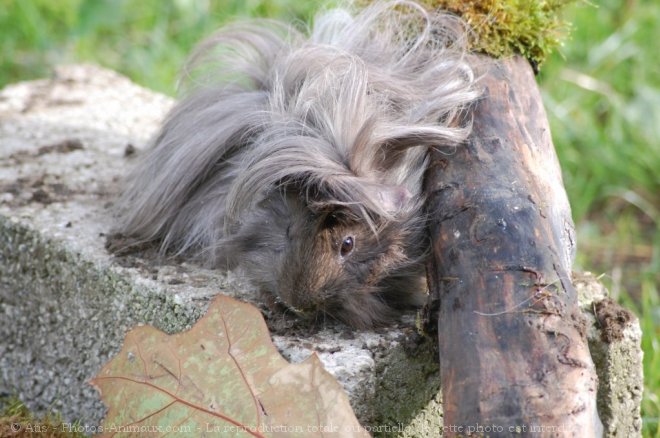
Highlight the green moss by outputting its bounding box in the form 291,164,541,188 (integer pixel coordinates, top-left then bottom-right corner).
0,397,86,437
363,0,575,68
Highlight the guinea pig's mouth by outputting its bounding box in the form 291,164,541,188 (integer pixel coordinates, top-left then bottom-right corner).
273,290,339,321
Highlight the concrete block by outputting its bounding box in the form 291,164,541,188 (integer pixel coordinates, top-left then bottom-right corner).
575,273,644,437
0,65,642,436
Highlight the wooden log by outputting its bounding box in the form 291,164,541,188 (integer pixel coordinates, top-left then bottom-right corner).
425,56,603,436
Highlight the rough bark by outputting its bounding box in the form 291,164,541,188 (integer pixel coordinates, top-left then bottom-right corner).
425,56,603,436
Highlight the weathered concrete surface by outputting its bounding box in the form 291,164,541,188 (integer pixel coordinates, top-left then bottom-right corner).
575,273,644,437
0,65,642,437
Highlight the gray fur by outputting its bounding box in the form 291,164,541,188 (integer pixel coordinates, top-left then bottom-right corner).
115,1,480,328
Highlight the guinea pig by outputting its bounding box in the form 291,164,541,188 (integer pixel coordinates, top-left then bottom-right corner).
114,0,479,328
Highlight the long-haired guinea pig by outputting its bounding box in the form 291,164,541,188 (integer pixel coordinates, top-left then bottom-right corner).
114,1,479,328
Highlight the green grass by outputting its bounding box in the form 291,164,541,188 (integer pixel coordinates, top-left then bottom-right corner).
539,0,659,222
0,0,320,95
1,0,658,435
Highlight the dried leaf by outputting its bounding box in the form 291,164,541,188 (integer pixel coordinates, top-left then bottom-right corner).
91,295,370,437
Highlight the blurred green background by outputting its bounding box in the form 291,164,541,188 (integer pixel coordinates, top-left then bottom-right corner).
1,0,658,435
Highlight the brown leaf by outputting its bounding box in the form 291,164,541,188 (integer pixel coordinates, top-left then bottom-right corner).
91,295,370,437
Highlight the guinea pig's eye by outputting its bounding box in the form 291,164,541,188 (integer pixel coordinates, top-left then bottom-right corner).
340,236,355,257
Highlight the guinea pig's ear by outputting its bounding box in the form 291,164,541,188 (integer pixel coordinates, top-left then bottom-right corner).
367,185,412,214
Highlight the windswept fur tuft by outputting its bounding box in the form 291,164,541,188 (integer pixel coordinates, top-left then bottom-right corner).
115,1,480,328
